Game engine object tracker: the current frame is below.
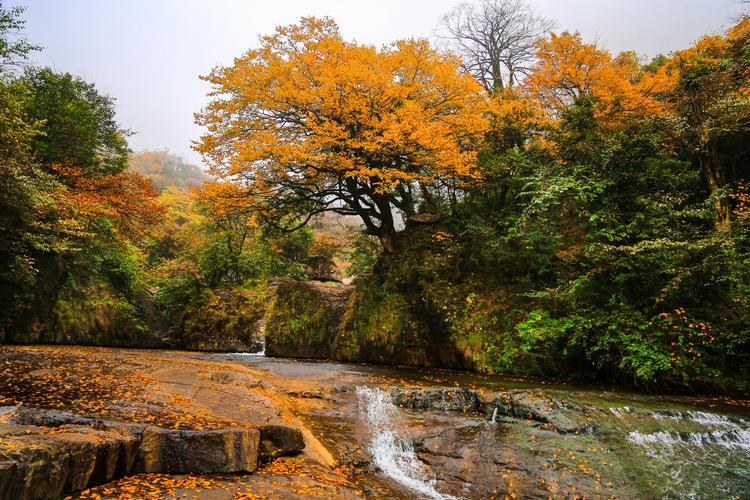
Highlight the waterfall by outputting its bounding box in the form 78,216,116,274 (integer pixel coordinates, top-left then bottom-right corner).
355,386,456,500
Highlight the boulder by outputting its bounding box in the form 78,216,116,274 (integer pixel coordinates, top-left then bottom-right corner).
259,425,305,462
487,390,597,434
136,426,259,474
391,387,482,413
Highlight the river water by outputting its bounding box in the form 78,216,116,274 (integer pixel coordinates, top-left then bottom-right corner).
211,353,750,499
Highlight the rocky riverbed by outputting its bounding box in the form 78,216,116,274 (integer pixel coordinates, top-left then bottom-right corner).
1,346,749,499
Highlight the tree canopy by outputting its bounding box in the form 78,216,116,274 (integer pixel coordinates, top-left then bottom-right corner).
196,17,489,251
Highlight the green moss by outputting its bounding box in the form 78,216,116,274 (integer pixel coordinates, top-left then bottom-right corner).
50,283,152,346
334,281,414,361
265,280,337,358
181,285,267,351
333,278,431,365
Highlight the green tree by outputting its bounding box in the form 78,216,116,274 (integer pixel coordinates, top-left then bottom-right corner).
23,68,130,176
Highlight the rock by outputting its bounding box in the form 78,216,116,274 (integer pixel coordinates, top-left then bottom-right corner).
284,389,326,399
259,425,305,462
0,423,141,500
265,279,352,359
487,390,598,434
209,371,262,388
136,426,259,474
0,407,307,498
391,387,482,413
181,288,267,352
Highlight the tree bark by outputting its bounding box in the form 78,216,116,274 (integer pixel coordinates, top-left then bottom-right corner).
701,152,731,232
698,129,731,232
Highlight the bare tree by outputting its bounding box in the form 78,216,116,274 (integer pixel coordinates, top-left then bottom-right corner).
441,0,554,94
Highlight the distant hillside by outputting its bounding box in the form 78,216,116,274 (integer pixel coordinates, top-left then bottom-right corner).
129,150,209,192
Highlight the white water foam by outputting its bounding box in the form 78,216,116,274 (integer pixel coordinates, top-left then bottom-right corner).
234,349,265,356
490,407,498,423
627,428,750,451
609,406,632,417
355,386,457,500
646,410,745,429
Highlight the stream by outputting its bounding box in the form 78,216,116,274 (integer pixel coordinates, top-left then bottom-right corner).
217,352,749,499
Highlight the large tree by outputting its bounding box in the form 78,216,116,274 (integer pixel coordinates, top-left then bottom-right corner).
196,17,489,252
654,17,750,231
441,0,554,94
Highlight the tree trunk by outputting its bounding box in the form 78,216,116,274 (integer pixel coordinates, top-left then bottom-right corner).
379,231,400,255
700,147,731,232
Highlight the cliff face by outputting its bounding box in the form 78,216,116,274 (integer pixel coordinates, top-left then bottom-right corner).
264,279,345,359
264,277,474,370
180,288,266,352
2,286,262,353
2,274,474,370
2,282,167,348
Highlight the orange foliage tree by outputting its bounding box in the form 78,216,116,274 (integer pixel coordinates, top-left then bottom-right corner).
524,31,667,128
49,164,165,241
649,18,750,231
196,17,489,252
522,20,750,230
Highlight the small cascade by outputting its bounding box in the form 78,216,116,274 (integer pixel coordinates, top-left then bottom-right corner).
235,349,265,356
355,386,456,500
621,409,750,451
647,410,745,428
627,428,750,451
490,407,498,424
614,407,750,497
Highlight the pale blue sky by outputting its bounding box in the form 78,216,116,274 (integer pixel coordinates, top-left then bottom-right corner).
9,0,745,167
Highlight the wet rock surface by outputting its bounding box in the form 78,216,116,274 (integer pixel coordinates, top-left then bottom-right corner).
487,389,598,434
3,347,749,499
391,386,482,413
208,370,263,388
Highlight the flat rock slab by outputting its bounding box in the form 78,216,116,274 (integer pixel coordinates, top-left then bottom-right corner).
136,426,259,474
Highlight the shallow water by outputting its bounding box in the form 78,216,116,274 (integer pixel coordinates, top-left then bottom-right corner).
213,352,750,499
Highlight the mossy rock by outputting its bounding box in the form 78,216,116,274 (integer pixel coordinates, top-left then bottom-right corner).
265,279,351,359
48,283,161,347
181,287,267,352
332,279,433,366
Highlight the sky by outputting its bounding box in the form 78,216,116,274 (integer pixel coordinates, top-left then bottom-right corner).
9,0,747,168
